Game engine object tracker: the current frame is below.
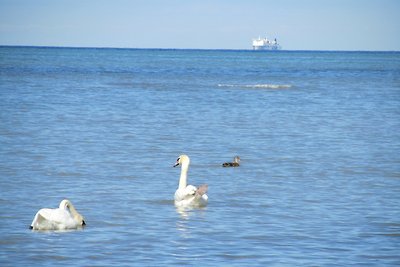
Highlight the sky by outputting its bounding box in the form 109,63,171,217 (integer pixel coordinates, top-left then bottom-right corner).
0,0,399,51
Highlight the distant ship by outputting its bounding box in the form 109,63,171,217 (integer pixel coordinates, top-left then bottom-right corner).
252,36,281,50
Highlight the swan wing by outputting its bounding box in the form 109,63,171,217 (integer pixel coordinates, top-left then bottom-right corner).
175,185,196,201
175,185,208,207
31,208,76,230
195,184,208,196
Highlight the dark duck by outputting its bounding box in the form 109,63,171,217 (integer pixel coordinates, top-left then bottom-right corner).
222,156,240,167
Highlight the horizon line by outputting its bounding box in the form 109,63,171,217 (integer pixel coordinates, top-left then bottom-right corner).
0,44,399,53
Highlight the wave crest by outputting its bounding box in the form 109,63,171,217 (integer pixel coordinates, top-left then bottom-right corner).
218,84,292,89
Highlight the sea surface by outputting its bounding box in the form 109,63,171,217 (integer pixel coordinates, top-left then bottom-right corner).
0,46,399,266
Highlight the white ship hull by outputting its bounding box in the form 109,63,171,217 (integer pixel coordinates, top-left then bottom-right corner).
252,36,281,50
253,45,281,50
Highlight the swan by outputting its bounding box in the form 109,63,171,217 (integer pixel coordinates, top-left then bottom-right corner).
173,155,208,207
30,199,86,230
222,156,240,167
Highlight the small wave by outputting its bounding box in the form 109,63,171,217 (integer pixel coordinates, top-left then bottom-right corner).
218,84,292,89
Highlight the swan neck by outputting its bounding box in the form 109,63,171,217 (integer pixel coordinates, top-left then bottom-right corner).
66,203,82,222
178,163,189,190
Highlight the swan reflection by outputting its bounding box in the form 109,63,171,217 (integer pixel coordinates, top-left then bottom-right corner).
175,205,207,219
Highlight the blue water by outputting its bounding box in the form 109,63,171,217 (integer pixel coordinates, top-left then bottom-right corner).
0,47,399,266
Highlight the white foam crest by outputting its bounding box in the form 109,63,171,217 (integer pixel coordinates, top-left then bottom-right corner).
218,84,292,89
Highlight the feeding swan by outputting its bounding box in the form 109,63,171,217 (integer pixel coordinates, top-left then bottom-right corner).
30,199,86,230
173,155,208,207
222,156,240,167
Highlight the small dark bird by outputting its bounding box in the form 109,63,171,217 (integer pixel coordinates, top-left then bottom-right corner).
222,156,240,167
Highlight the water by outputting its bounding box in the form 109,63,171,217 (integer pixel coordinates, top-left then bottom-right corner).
0,47,399,266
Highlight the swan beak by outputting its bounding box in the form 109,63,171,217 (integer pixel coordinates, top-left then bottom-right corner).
173,162,180,167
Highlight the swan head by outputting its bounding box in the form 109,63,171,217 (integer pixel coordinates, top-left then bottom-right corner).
173,154,190,168
59,199,86,226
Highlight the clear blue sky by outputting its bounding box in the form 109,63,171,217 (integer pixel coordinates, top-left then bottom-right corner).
1,0,399,50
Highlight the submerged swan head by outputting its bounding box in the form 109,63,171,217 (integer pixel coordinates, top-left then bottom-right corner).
60,199,86,226
173,154,190,168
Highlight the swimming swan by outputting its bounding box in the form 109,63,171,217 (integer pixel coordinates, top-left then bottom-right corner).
173,155,208,207
30,199,86,230
222,156,240,167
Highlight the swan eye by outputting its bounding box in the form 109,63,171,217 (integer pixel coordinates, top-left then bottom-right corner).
176,157,180,162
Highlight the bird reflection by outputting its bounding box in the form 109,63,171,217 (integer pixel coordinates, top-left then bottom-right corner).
175,206,207,239
176,206,191,219
175,205,207,219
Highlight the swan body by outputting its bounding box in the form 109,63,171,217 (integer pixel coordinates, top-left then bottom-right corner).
222,156,240,167
173,155,208,207
30,199,86,230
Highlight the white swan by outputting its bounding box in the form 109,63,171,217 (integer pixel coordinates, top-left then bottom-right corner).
173,155,208,207
30,199,86,230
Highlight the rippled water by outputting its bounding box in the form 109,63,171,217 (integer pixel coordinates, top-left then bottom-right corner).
0,47,399,266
